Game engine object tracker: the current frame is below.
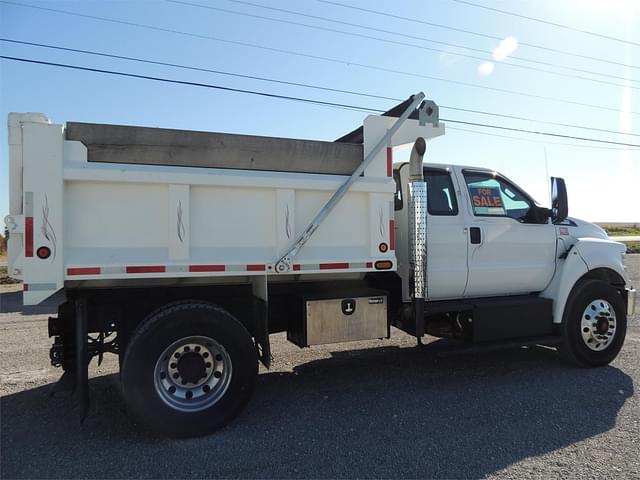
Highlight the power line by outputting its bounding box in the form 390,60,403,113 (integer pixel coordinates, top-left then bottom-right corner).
3,38,638,139
2,1,638,116
442,118,640,148
442,105,640,138
226,0,639,83
450,0,640,48
2,54,640,149
447,126,640,151
319,0,640,71
168,0,640,91
0,38,400,102
0,55,380,113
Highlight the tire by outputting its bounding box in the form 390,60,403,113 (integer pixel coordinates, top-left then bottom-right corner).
559,279,627,367
121,301,258,437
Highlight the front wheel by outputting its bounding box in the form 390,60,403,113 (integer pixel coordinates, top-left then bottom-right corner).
559,279,627,367
121,301,258,437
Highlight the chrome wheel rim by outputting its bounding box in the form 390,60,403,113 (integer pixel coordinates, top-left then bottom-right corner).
154,336,232,412
580,299,616,351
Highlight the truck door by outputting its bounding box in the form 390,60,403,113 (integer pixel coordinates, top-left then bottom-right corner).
395,166,468,301
460,169,557,297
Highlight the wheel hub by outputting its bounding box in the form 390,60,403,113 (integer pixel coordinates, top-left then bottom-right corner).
176,352,208,385
580,299,616,351
596,317,609,335
154,336,232,412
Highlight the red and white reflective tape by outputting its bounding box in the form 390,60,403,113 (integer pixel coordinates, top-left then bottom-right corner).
188,264,225,272
23,282,57,292
24,192,34,257
389,219,395,250
126,265,166,274
66,261,382,277
24,217,34,257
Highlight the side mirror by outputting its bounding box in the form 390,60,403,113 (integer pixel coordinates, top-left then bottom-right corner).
551,177,568,224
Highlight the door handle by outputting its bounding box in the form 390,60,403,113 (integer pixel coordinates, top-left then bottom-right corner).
470,227,482,244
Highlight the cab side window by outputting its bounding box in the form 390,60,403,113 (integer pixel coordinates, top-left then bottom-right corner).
425,169,458,216
393,170,403,211
463,171,533,221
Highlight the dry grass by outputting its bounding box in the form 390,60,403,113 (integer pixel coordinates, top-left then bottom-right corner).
0,259,20,285
624,241,640,254
597,223,640,236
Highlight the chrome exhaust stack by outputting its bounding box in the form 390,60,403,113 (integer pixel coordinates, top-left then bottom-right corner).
407,137,427,340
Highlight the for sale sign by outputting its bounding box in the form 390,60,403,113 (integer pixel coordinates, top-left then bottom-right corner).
469,186,506,215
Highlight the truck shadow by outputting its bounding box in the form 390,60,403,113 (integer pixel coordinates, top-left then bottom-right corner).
0,344,633,479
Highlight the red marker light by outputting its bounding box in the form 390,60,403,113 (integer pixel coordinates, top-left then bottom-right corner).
36,246,51,259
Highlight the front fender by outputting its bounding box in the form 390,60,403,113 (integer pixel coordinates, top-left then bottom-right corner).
575,238,629,285
541,238,629,324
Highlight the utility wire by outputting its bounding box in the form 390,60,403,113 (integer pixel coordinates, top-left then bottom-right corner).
443,105,640,138
0,0,640,115
2,54,640,149
0,55,380,113
451,0,640,48
442,118,640,148
2,1,638,117
3,38,638,139
0,39,400,102
168,0,639,91
319,0,640,71
223,0,639,83
448,126,640,151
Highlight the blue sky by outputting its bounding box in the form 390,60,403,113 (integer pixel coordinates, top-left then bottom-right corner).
1,0,638,222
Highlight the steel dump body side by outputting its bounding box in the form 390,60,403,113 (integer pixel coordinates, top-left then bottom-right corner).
62,162,394,277
7,112,445,304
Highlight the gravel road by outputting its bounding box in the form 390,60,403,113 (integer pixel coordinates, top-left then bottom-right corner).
1,257,639,479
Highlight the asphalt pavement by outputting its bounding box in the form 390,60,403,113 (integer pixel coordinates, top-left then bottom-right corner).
1,257,639,479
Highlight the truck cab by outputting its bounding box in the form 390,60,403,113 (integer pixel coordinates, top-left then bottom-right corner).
392,160,634,352
394,164,557,301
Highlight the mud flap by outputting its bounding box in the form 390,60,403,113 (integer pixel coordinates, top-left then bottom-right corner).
75,297,89,421
253,297,271,369
252,275,270,368
49,297,90,422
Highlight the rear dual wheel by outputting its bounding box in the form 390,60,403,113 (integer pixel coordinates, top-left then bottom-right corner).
121,302,257,437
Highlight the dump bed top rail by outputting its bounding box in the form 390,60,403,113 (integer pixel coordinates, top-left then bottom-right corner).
66,122,363,175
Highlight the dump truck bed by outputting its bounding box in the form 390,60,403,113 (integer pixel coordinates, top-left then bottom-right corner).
7,98,445,304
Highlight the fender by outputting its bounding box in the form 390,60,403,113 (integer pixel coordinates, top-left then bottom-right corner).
541,238,629,324
575,238,628,284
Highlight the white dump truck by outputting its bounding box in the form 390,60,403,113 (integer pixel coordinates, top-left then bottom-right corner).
5,93,636,436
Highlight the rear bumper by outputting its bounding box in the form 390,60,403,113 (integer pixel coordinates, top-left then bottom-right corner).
626,287,637,316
